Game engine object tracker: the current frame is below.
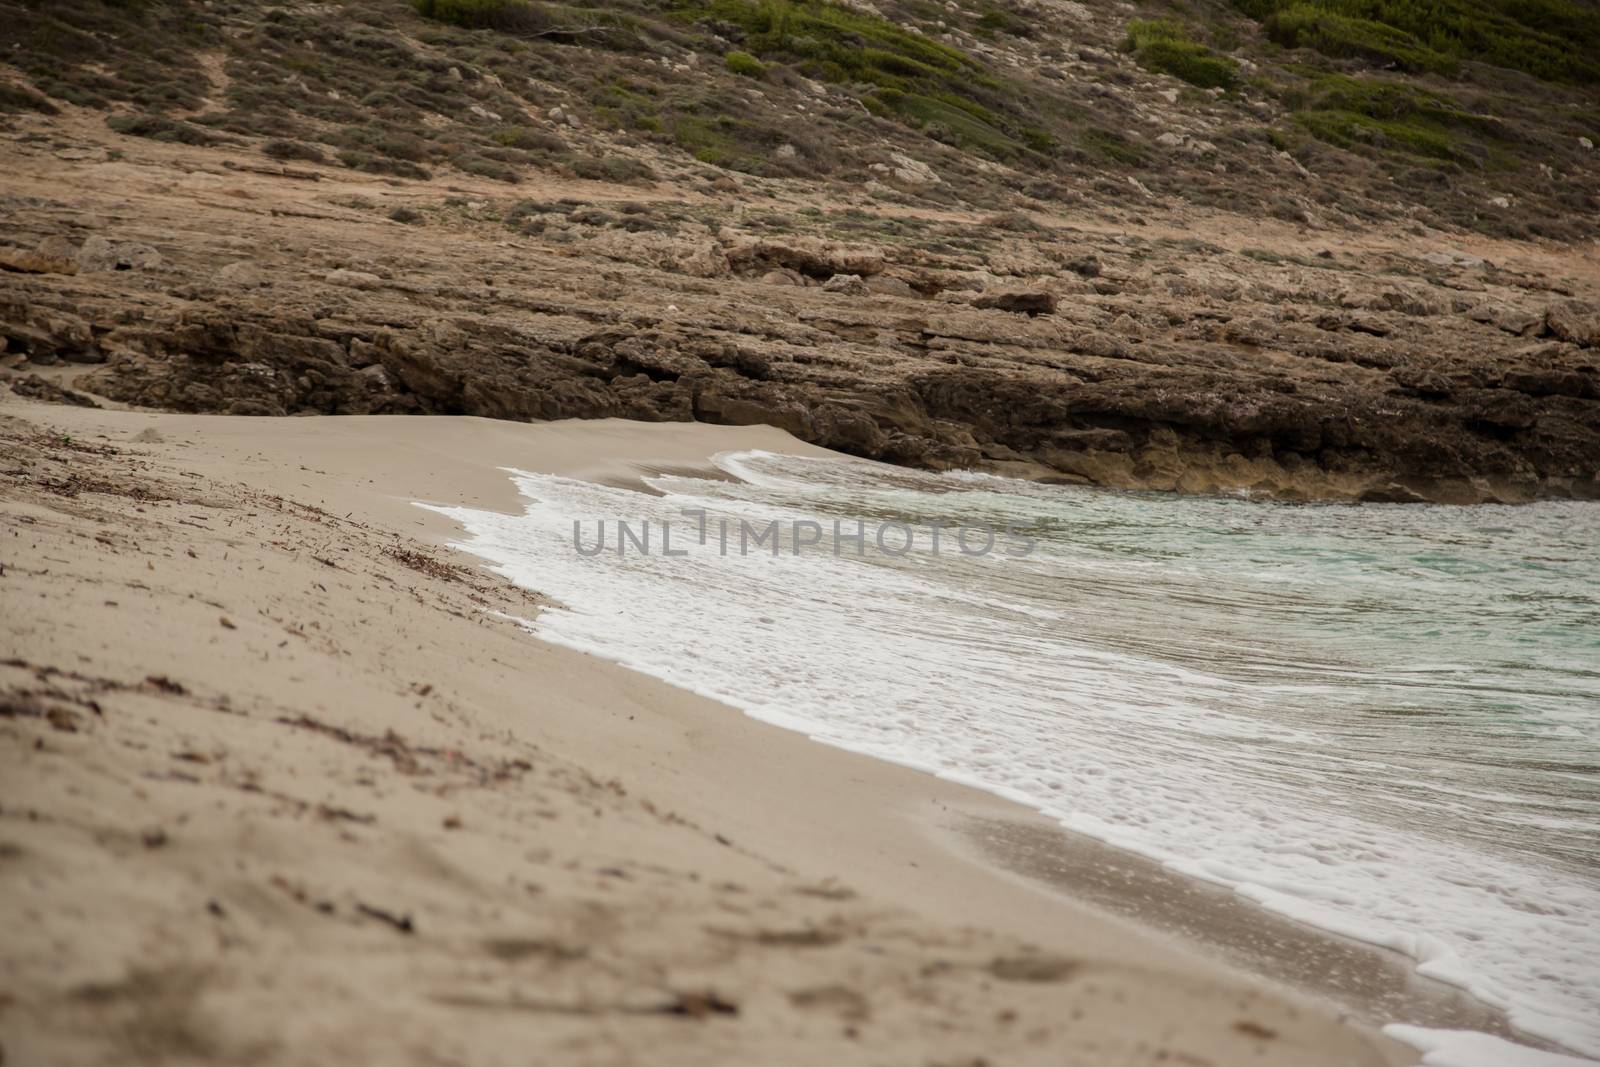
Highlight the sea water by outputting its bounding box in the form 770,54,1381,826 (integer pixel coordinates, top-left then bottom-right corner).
424,451,1600,1064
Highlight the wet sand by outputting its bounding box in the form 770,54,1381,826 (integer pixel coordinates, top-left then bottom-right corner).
951,814,1513,1037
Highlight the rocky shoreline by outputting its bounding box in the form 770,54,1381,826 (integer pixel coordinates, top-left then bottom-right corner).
4,136,1598,505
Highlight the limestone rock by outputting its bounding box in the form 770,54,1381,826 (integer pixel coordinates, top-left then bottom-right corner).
217,261,268,287
864,274,917,298
10,374,100,407
1546,301,1600,348
325,269,383,290
759,268,805,286
870,152,940,187
0,302,97,362
822,273,869,295
1421,248,1487,270
1468,301,1542,336
973,290,1057,316
725,238,884,279
77,235,162,273
0,236,79,275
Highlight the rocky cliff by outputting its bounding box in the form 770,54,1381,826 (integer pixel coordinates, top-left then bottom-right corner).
2,0,1597,502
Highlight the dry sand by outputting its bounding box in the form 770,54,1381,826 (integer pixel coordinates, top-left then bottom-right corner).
1,395,1416,1065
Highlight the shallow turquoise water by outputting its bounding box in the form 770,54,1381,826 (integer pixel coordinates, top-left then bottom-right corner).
430,452,1600,1059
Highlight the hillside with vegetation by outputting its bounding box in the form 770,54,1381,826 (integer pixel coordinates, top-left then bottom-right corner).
2,0,1598,502
4,0,1597,233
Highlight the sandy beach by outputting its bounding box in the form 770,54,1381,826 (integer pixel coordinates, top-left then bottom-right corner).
0,394,1433,1065
4,0,1597,1055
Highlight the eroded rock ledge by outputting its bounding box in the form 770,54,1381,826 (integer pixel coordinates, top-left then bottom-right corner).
4,193,1598,505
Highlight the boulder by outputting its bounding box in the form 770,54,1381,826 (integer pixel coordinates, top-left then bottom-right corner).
217,260,268,287
77,235,162,272
1062,254,1100,278
10,374,100,407
870,152,940,187
325,269,383,290
1546,300,1600,348
0,304,97,363
759,268,805,286
1421,248,1486,270
0,237,79,275
864,274,917,298
1468,301,1542,336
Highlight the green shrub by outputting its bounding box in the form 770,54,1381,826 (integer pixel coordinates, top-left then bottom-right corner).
106,113,223,145
332,124,432,162
1125,19,1240,89
0,83,59,114
262,138,327,162
588,80,660,132
1080,126,1145,166
872,88,1024,157
976,9,1032,36
668,113,746,167
725,50,765,76
505,199,574,229
667,0,1040,159
455,154,520,181
338,150,431,179
1262,6,1456,75
1233,0,1600,83
492,125,567,152
411,0,537,30
568,153,656,182
411,0,652,48
1021,125,1056,153
1284,73,1514,162
2,0,219,113
1293,108,1456,157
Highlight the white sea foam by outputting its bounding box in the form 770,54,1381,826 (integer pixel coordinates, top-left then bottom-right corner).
422,451,1600,1061
1386,1026,1596,1067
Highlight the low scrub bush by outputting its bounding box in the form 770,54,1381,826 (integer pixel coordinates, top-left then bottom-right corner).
1261,6,1456,75
1125,20,1240,89
669,0,1042,160
1,0,219,112
411,0,654,49
1234,0,1600,83
1079,126,1146,166
0,83,59,114
1284,73,1514,162
411,0,539,30
975,8,1032,37
568,153,656,182
262,138,327,162
725,50,765,76
492,125,567,152
338,150,431,179
106,113,224,145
